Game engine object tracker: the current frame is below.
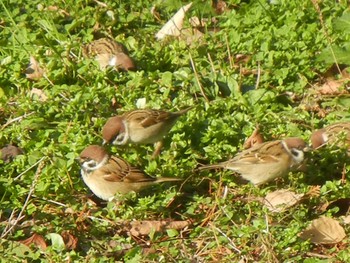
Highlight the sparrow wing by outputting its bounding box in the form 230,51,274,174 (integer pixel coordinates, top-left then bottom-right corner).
102,156,156,183
326,122,350,144
230,140,286,165
84,38,127,56
232,154,280,165
125,110,173,128
140,108,193,127
141,110,171,127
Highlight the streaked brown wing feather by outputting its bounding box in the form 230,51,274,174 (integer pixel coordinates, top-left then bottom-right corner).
326,122,350,143
102,156,155,183
235,154,280,165
85,38,127,56
125,110,174,128
233,140,283,161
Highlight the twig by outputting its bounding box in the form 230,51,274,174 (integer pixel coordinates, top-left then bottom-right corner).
14,156,47,180
93,0,108,7
43,74,54,86
87,215,116,224
209,223,241,254
255,61,261,90
189,52,210,102
225,34,234,69
311,0,341,75
341,163,347,184
207,53,217,78
222,185,228,199
306,252,332,259
32,195,67,208
1,157,47,238
1,112,35,130
264,213,269,233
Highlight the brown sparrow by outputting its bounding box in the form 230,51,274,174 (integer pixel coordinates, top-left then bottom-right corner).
198,138,308,185
77,145,181,201
82,38,135,71
311,122,350,153
102,107,192,146
1,144,23,163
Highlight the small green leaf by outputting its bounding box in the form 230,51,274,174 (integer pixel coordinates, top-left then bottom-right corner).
46,233,65,252
166,229,178,237
333,12,350,34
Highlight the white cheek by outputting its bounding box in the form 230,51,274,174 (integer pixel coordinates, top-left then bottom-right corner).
296,151,304,162
322,133,329,143
113,133,126,145
292,150,304,163
281,141,305,164
83,159,98,171
113,120,129,145
82,156,109,172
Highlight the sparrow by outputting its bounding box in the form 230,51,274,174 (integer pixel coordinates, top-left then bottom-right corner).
1,144,23,163
102,107,193,146
82,38,135,71
77,145,181,201
311,122,350,153
197,138,309,185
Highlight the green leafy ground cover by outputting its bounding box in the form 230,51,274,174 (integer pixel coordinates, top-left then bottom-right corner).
1,0,350,262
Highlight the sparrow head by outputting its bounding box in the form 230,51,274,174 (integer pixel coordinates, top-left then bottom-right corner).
78,145,109,172
310,128,328,149
111,53,136,71
102,116,126,145
282,137,309,164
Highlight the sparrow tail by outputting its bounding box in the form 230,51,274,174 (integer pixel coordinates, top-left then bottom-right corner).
196,163,225,171
155,177,183,183
176,106,194,115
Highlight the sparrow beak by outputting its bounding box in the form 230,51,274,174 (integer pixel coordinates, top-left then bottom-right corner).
303,145,312,152
75,157,81,162
102,140,106,146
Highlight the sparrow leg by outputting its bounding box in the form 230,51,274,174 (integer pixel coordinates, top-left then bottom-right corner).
341,163,347,184
151,141,164,159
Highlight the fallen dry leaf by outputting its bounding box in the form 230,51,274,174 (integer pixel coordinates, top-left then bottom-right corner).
188,16,207,28
179,28,204,45
61,231,78,250
212,0,228,14
235,54,252,65
315,79,347,95
30,88,48,102
156,2,193,40
20,233,47,250
1,144,23,163
299,216,346,244
46,5,58,11
306,185,321,198
321,63,349,79
43,5,70,16
243,126,264,149
129,220,190,237
25,56,44,80
263,189,304,212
